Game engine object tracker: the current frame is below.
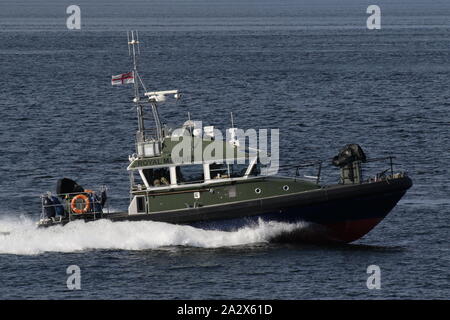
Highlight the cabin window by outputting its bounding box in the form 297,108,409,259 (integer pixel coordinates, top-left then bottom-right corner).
249,162,261,176
143,168,170,187
131,171,146,190
177,165,204,184
229,164,248,178
209,162,229,179
136,196,146,213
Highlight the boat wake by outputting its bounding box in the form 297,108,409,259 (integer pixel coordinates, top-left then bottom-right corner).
0,215,308,255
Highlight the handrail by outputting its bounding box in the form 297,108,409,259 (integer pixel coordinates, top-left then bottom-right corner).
136,128,159,143
40,188,109,222
263,156,398,185
364,156,395,163
270,160,323,184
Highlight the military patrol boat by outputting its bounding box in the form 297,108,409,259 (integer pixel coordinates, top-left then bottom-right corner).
38,32,412,243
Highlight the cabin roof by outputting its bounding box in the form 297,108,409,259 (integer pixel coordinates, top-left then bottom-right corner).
128,136,253,170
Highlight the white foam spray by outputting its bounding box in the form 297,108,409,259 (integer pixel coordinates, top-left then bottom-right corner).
0,215,307,255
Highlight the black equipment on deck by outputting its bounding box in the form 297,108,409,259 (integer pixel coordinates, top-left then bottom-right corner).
332,144,367,184
56,178,84,197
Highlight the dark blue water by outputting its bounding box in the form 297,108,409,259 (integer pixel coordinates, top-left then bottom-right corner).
0,0,448,299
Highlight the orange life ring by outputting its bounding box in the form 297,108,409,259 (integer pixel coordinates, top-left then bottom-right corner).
71,194,91,214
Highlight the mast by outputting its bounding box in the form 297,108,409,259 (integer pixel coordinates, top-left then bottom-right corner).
127,31,179,156
127,31,146,140
128,31,140,104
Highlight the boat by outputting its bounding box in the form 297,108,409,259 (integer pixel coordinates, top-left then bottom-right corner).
37,32,412,243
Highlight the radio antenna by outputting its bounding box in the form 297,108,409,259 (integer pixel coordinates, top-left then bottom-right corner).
127,31,131,56
128,31,141,102
136,30,141,55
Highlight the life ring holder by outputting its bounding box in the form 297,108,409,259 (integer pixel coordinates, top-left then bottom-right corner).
71,194,91,214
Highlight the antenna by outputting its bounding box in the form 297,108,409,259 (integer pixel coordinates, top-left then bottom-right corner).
136,30,141,55
230,112,235,128
125,31,178,146
127,31,131,56
127,30,141,102
128,30,140,59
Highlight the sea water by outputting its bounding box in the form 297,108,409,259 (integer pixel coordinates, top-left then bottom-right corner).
0,0,448,299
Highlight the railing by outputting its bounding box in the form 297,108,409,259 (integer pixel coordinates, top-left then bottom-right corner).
268,160,323,184
127,156,402,194
135,129,162,157
136,128,158,143
265,156,400,185
364,156,395,178
40,188,109,222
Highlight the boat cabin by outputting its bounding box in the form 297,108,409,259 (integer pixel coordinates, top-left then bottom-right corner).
127,119,262,215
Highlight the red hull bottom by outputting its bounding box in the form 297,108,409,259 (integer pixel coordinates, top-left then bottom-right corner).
325,218,384,243
270,218,385,244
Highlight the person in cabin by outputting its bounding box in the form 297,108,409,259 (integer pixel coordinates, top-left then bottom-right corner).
210,162,226,179
160,168,170,185
152,168,170,186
